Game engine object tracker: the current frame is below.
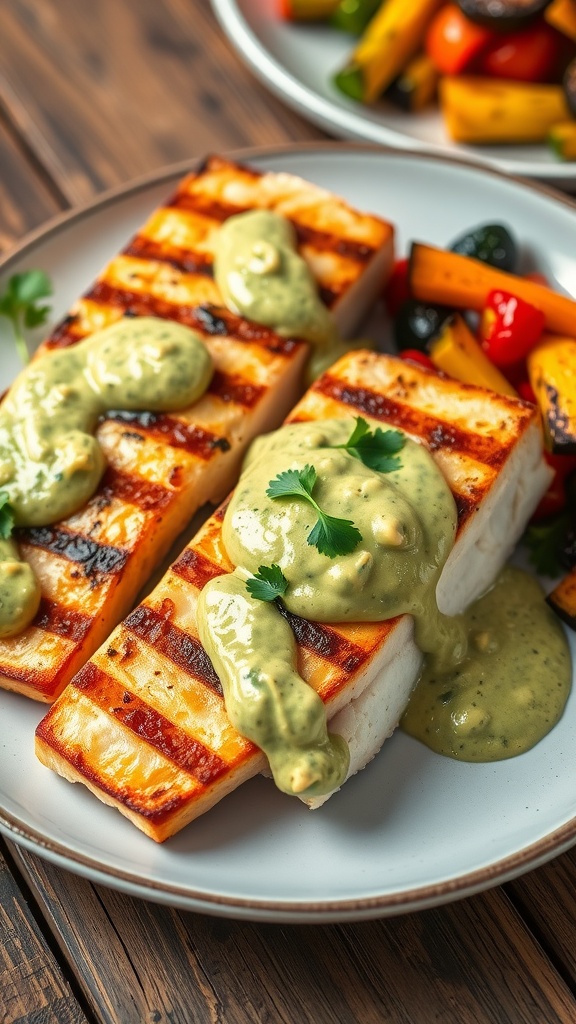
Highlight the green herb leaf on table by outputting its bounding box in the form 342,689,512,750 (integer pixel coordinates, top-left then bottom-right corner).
0,491,15,541
0,270,52,364
331,416,405,473
246,564,289,603
266,464,362,558
524,513,570,578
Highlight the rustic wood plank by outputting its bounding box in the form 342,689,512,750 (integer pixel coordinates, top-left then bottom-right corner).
8,841,576,1024
0,0,325,206
507,847,576,986
0,841,89,1024
0,117,62,253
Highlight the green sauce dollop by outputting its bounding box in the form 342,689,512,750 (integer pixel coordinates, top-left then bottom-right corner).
0,316,213,637
214,209,351,381
199,419,464,798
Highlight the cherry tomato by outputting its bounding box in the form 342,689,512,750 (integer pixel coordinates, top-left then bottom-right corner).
478,21,570,82
426,5,494,75
479,289,545,366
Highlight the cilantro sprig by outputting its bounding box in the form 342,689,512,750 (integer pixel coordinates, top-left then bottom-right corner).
0,491,15,541
0,270,52,364
330,417,405,473
246,564,289,603
266,464,362,558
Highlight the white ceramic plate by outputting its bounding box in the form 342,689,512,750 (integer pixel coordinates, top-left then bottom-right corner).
1,145,576,924
211,0,576,188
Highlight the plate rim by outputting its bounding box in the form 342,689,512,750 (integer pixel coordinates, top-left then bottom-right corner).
210,0,576,184
2,141,576,922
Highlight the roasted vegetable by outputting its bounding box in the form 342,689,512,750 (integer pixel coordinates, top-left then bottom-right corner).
409,242,576,336
449,223,517,273
394,299,453,351
439,76,570,143
548,121,576,159
563,56,576,113
479,289,545,366
545,0,576,39
477,20,570,82
427,313,517,395
426,5,494,74
334,0,443,102
457,0,553,31
386,53,439,111
330,0,381,33
527,334,576,453
547,568,576,630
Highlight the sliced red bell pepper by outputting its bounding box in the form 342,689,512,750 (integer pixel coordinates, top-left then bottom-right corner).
426,6,494,76
399,349,435,370
478,20,571,83
479,289,546,367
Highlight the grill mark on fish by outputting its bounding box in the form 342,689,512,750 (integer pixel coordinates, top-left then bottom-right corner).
278,605,375,675
171,547,223,591
18,526,128,578
123,235,214,277
104,410,227,459
71,662,230,785
124,603,223,696
208,370,265,409
98,466,173,512
294,223,376,263
34,599,93,643
83,283,300,355
316,376,515,468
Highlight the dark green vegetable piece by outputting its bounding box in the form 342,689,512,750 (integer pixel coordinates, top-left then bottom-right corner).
449,223,518,272
393,299,453,353
330,0,381,34
456,0,552,31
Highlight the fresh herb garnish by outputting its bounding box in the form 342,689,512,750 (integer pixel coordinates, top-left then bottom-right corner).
524,513,571,577
246,563,289,603
0,491,15,540
0,270,52,364
330,417,405,473
266,464,362,558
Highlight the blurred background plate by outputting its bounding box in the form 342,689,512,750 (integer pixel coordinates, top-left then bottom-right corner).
211,0,576,189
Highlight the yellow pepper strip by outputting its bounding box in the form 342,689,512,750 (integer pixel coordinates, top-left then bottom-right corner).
528,333,576,454
545,0,576,41
549,122,576,161
333,0,443,103
440,77,570,144
429,314,518,398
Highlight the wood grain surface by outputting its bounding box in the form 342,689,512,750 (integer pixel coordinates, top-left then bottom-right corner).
1,2,576,1023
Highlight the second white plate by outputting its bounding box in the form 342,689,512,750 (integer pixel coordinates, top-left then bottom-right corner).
211,0,576,187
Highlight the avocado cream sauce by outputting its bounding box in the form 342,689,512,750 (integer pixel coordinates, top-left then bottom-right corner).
401,566,571,761
0,316,212,637
214,209,352,381
198,418,466,799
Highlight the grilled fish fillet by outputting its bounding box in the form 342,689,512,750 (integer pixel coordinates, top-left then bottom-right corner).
35,352,551,839
0,156,393,702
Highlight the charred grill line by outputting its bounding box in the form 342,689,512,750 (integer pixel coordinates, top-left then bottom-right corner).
18,526,127,578
104,409,226,460
34,599,93,643
124,604,223,696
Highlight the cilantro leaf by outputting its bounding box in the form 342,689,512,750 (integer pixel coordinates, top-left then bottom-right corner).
246,564,289,603
0,491,15,541
331,417,405,473
524,513,570,577
0,270,52,364
266,463,362,558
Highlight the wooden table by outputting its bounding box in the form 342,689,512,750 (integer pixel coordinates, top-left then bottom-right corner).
1,2,576,1022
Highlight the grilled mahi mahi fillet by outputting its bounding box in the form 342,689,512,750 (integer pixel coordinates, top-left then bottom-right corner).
0,156,393,702
35,352,551,839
